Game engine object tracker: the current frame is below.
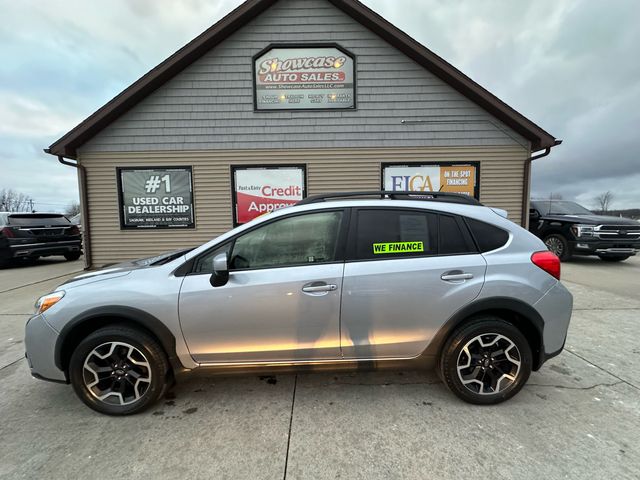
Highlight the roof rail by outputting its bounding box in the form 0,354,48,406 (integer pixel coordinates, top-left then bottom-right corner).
296,191,482,206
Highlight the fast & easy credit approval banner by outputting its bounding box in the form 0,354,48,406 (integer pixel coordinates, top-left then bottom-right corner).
233,166,305,225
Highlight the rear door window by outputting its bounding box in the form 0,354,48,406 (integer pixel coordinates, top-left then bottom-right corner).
352,209,438,260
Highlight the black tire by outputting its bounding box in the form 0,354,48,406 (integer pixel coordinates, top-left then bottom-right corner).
598,255,630,262
543,233,571,261
69,326,169,415
64,252,82,261
439,317,532,405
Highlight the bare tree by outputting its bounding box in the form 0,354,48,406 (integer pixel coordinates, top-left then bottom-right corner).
65,202,81,217
548,192,563,200
595,191,614,212
0,188,34,212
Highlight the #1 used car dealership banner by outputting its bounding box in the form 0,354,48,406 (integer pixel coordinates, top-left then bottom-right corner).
254,46,355,110
233,166,306,225
383,163,479,198
118,167,194,229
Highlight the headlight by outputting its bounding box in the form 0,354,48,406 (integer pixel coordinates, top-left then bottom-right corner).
570,224,595,238
34,291,65,315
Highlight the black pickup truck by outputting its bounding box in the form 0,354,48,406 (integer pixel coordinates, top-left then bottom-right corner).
0,212,82,267
529,200,640,262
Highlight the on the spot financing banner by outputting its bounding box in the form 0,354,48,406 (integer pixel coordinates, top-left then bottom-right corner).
383,164,478,198
233,167,305,225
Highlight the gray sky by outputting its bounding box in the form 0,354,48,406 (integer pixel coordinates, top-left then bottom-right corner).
2,0,639,211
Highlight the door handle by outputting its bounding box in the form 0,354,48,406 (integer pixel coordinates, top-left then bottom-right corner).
302,283,338,293
441,271,474,282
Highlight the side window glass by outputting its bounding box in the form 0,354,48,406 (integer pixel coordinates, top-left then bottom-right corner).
194,242,232,274
465,218,509,252
229,211,343,270
439,215,475,255
354,209,437,260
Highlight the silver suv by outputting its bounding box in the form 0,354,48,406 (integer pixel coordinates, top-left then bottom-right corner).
25,192,572,415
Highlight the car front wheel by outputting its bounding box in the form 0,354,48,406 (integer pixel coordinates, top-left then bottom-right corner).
64,252,82,261
439,317,532,405
69,326,169,415
543,233,570,261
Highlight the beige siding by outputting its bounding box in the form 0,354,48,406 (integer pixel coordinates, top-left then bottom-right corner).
80,146,527,267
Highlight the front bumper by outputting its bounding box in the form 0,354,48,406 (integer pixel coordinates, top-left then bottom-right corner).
24,314,68,383
569,239,640,256
534,281,573,367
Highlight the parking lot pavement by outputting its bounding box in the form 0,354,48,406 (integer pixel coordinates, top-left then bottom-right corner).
0,259,83,372
0,258,83,293
1,259,639,479
562,254,640,299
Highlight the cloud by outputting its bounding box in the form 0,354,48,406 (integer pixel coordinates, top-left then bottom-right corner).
363,0,640,208
0,92,82,138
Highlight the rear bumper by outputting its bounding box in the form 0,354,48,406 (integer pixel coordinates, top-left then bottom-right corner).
24,314,68,383
534,281,573,367
1,240,81,260
569,239,640,256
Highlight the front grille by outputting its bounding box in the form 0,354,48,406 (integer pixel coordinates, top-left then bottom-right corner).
594,225,640,240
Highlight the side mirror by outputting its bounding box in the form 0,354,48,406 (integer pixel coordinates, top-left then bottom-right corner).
209,253,229,287
529,209,540,220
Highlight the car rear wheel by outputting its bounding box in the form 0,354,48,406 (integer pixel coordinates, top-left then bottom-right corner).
64,252,81,261
598,254,630,262
69,326,168,415
439,317,532,405
543,233,570,261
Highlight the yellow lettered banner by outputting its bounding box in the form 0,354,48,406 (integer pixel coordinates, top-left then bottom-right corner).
373,241,424,255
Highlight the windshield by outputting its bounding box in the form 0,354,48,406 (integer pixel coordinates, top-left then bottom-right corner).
533,201,593,215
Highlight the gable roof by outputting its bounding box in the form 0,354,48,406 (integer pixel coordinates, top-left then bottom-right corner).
47,0,557,159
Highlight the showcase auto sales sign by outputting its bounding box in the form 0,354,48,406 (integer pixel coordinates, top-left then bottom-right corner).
233,167,305,224
254,46,355,110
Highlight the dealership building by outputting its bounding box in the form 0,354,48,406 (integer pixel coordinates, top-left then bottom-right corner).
47,0,559,268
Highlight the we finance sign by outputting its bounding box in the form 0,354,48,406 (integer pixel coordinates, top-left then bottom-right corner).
383,163,479,198
232,166,306,225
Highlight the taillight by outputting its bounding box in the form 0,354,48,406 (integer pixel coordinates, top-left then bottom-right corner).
0,227,15,238
531,251,561,280
69,225,80,235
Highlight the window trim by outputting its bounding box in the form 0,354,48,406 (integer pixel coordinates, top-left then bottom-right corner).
187,207,351,275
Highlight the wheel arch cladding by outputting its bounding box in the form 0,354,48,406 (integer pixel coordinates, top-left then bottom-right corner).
55,306,181,375
427,297,546,371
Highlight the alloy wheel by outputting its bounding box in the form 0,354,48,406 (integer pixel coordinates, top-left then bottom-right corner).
83,341,152,406
456,333,521,395
544,236,564,257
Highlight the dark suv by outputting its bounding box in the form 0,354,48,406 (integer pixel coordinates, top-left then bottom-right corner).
0,213,82,266
529,200,640,262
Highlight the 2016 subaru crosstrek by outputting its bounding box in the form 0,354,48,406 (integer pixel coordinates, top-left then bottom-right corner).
25,192,573,415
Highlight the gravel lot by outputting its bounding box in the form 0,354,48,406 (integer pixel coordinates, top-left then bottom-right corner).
1,256,639,479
